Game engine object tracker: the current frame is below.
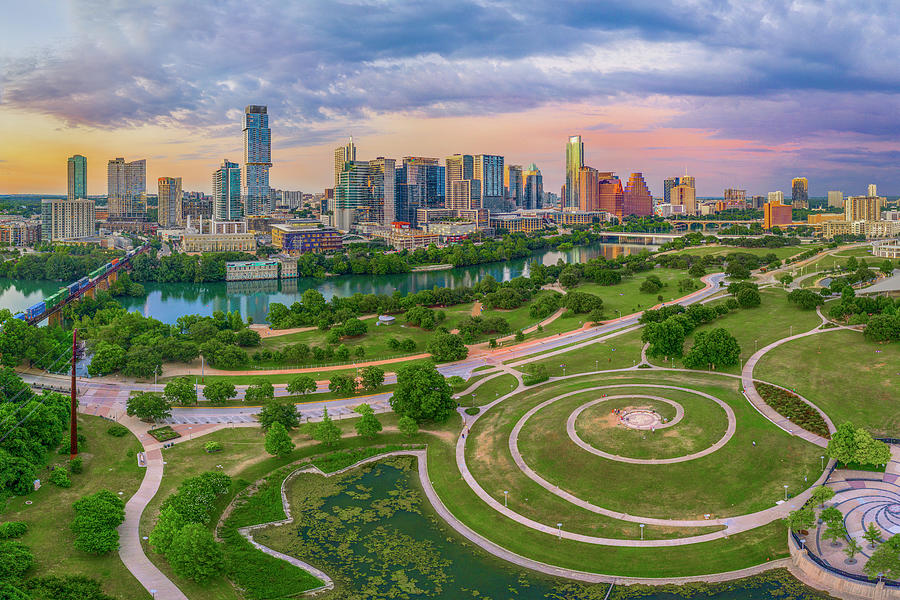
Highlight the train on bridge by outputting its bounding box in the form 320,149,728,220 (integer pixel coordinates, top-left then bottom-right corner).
13,244,150,325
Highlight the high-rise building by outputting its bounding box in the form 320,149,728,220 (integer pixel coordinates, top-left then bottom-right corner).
663,177,680,204
212,160,242,221
334,160,370,231
791,177,809,208
868,183,877,197
445,154,477,210
598,175,625,218
334,137,356,187
67,155,87,200
845,196,880,222
565,135,584,209
473,154,505,212
504,164,523,207
672,184,697,215
157,177,183,227
624,173,653,217
723,189,746,206
576,166,599,211
396,157,444,225
764,200,792,229
768,191,784,204
827,191,844,209
41,198,96,241
680,175,695,189
367,157,396,225
523,163,543,210
242,105,273,216
107,157,146,218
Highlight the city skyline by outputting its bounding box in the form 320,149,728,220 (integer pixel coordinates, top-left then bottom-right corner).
3,1,900,196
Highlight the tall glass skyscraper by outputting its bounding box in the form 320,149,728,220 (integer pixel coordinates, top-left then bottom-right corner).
107,157,146,218
397,157,443,225
565,135,583,209
474,154,505,212
523,163,543,210
242,105,272,215
213,160,242,221
67,155,87,200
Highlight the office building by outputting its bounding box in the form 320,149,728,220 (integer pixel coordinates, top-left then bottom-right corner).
225,260,279,282
270,224,343,254
212,160,242,221
663,177,680,204
598,175,625,218
41,198,96,241
183,196,213,223
763,200,792,229
680,176,695,189
523,163,543,210
845,195,881,222
242,105,273,216
107,157,146,218
157,177,183,227
749,195,766,209
868,183,877,197
446,154,478,211
473,154,505,212
624,173,653,217
505,164,524,207
490,213,545,234
577,166,600,211
827,191,844,209
671,184,697,215
367,157,397,225
334,160,370,231
723,188,746,206
791,177,809,208
565,135,584,209
334,137,356,187
67,155,87,200
181,232,256,253
397,157,444,225
768,191,784,204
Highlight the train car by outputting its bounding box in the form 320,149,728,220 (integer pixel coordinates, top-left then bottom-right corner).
67,282,81,296
45,290,66,310
104,263,112,272
111,258,120,267
25,302,45,319
14,313,27,321
77,277,90,290
88,267,105,280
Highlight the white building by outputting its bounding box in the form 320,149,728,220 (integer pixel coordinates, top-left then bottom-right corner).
41,198,96,241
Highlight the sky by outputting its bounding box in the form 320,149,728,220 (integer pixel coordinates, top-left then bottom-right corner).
1,0,899,198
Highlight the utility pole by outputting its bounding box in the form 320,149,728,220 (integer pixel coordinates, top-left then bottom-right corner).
70,328,78,458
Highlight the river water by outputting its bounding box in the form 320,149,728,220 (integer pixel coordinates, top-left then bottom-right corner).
0,243,653,324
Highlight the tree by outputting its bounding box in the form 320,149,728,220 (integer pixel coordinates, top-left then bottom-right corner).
49,466,71,488
787,288,824,310
778,273,794,286
822,521,848,547
286,375,317,396
313,408,341,446
390,363,454,423
202,380,235,404
398,415,419,437
257,398,299,431
162,471,231,524
354,404,382,439
783,507,815,532
244,379,275,404
845,538,862,564
166,523,224,583
864,314,900,343
639,276,663,294
641,318,685,359
87,342,126,376
126,391,172,422
863,523,883,549
360,366,385,391
164,377,197,406
725,262,751,279
736,286,761,308
819,506,843,528
426,332,468,362
235,328,261,347
827,422,892,466
0,540,33,581
688,263,706,277
809,486,835,508
328,373,356,396
880,259,896,276
864,536,900,580
71,490,125,555
514,330,525,342
264,421,295,457
683,328,741,370
149,506,187,555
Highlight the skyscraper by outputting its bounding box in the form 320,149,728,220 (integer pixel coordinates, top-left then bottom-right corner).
672,184,697,215
768,191,784,204
565,135,584,209
242,105,272,216
867,183,877,197
663,177,680,204
473,154,505,212
624,173,653,217
827,191,843,209
334,137,356,187
598,175,625,218
445,154,477,210
67,155,87,200
680,175,696,189
334,160,370,231
367,158,396,225
577,166,600,211
107,157,146,218
397,157,443,225
41,198,96,241
157,177,183,227
723,189,746,206
523,163,543,210
212,160,242,221
504,164,524,208
791,177,808,208
845,196,880,222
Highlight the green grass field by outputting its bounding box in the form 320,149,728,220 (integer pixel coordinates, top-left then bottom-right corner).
460,373,519,406
0,416,150,599
668,246,803,260
755,329,900,437
574,268,701,316
524,327,645,374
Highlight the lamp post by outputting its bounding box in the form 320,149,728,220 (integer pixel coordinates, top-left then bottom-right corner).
821,455,825,470
557,522,562,540
503,490,508,507
640,523,645,541
783,484,789,501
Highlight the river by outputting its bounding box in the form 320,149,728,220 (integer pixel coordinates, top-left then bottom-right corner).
0,242,653,325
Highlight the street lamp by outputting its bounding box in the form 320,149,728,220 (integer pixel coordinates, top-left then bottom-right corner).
783,484,789,501
821,455,825,470
755,339,758,352
503,490,508,507
557,522,562,540
640,523,645,541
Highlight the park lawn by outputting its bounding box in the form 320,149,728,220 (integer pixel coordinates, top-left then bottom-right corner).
468,371,821,522
139,413,461,600
429,424,788,577
575,268,703,317
192,358,434,385
755,329,900,437
0,415,150,599
660,288,823,375
523,327,645,375
669,245,802,260
460,373,519,406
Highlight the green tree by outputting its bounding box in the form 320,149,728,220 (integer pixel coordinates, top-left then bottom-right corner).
783,507,815,532
683,328,741,370
390,363,454,423
398,415,419,437
257,398,299,431
845,538,862,564
863,523,883,548
880,259,896,276
244,379,275,404
641,318,685,359
827,422,892,466
166,523,224,583
49,466,71,488
426,332,468,362
126,391,172,422
514,330,525,342
864,314,900,343
314,408,341,447
688,263,706,277
264,421,295,457
736,286,761,308
286,374,317,396
787,288,824,310
360,366,385,392
0,540,33,581
354,404,382,439
778,273,794,286
87,342,126,376
234,328,261,347
202,380,235,404
864,536,900,580
809,485,835,508
328,373,356,396
149,506,186,555
164,377,197,406
71,490,125,555
819,506,844,528
822,521,848,547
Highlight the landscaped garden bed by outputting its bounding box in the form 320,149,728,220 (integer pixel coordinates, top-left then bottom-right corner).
148,425,181,442
756,383,830,439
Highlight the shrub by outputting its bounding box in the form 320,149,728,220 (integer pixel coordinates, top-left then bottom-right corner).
69,456,83,474
0,521,27,539
756,383,829,439
49,466,71,488
523,364,549,386
71,490,126,555
204,441,223,453
161,471,232,524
